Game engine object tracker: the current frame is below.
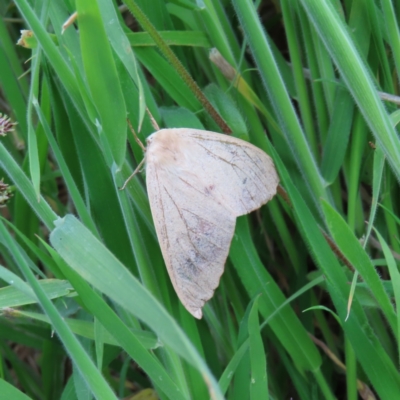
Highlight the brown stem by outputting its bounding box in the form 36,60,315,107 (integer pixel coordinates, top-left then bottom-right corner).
124,0,232,134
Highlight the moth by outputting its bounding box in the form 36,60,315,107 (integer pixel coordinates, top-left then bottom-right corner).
130,128,279,319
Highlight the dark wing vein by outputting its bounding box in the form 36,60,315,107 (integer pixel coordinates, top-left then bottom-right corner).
241,147,269,182
195,140,267,192
181,207,232,236
154,169,171,254
162,185,209,263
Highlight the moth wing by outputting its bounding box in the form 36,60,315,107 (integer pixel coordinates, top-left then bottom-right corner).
175,128,279,216
146,161,236,319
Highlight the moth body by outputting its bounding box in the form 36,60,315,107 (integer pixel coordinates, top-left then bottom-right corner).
145,128,279,318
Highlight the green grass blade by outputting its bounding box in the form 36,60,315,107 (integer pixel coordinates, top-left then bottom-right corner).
321,199,397,331
0,279,72,308
248,297,268,400
230,217,322,372
32,98,97,234
0,378,32,400
14,0,86,121
380,0,400,80
232,0,327,204
321,88,354,183
300,0,400,181
0,221,118,400
0,143,57,229
49,214,224,399
273,147,400,398
374,228,400,368
97,0,146,131
75,0,127,166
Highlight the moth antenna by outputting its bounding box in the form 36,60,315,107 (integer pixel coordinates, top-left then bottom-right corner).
127,119,146,152
120,158,146,191
146,108,160,131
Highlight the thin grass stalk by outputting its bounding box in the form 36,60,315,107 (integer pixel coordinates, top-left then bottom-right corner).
379,0,400,83
232,0,327,206
281,0,319,159
0,223,118,400
345,337,357,400
299,0,400,181
124,0,231,133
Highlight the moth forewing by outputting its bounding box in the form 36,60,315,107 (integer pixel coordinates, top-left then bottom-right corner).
145,129,279,318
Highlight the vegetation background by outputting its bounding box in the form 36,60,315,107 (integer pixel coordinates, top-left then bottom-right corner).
1,0,400,399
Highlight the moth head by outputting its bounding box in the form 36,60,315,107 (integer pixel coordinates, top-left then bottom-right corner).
146,129,191,168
